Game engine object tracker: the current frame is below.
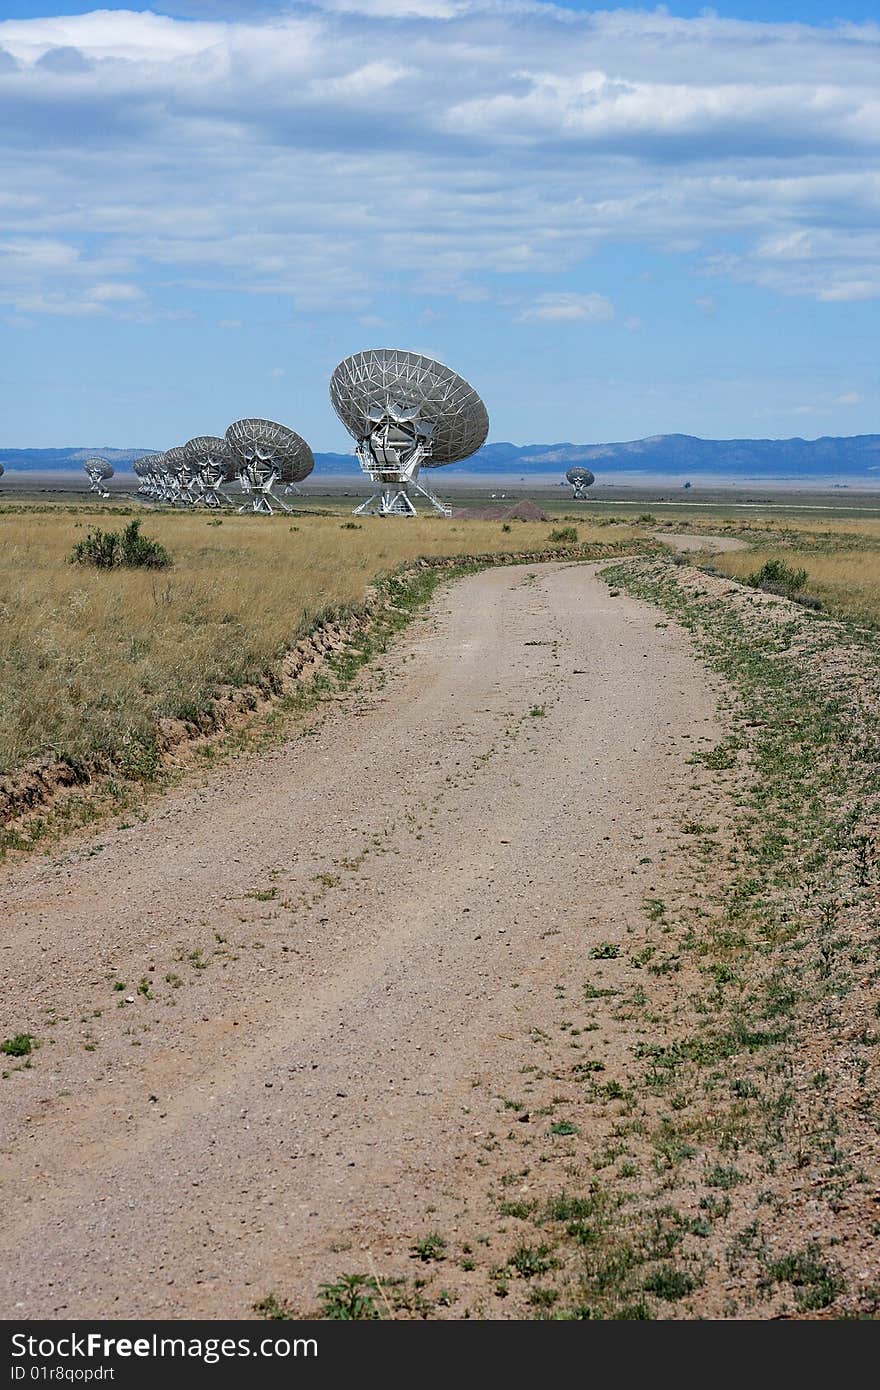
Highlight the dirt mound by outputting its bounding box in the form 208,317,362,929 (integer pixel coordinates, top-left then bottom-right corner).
460,500,549,522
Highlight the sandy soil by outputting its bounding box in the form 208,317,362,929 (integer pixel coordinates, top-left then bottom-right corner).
0,562,728,1318
656,532,750,553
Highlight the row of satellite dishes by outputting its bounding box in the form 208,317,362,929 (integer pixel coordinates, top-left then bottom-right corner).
79,349,595,517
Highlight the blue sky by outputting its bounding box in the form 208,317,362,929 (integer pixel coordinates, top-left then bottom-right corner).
0,1,877,451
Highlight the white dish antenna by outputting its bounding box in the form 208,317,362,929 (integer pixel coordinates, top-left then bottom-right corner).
83,455,114,498
225,418,314,515
330,348,488,517
565,466,595,500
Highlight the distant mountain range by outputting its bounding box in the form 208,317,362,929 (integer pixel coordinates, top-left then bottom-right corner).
2,433,879,480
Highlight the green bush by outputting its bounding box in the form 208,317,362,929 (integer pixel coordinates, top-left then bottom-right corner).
1,1033,34,1057
550,526,578,543
70,519,171,570
747,558,808,596
318,1275,381,1320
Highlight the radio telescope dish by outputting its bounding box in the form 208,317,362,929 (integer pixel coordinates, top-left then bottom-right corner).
565,465,595,500
136,453,167,502
225,418,314,515
184,435,236,509
330,348,489,517
161,445,197,507
83,455,114,498
133,453,165,502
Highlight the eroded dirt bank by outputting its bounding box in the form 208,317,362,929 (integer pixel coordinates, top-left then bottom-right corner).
1,562,732,1317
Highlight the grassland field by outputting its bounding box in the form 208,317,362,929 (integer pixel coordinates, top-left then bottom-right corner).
1,494,879,788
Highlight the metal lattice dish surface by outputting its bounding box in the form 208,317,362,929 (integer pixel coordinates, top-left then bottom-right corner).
565,467,595,486
162,446,188,476
330,348,489,466
83,456,114,480
184,435,236,481
225,419,315,484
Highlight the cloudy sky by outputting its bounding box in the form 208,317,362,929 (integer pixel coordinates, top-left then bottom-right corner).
0,0,877,450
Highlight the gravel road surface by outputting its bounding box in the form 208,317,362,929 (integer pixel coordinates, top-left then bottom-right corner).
0,562,726,1317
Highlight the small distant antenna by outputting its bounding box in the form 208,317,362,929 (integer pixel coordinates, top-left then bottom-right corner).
565,466,595,500
225,418,315,515
330,348,488,517
83,456,114,498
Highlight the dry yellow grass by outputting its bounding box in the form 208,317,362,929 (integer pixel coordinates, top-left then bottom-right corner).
712,515,880,541
645,507,880,628
713,545,880,629
0,507,640,777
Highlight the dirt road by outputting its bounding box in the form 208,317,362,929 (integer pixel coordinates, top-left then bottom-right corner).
0,562,727,1318
656,532,750,553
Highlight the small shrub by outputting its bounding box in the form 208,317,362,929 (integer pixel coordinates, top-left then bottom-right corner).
119,520,171,568
498,1199,536,1219
510,1244,555,1279
544,1192,602,1222
550,526,578,543
643,1265,697,1301
70,527,119,567
254,1292,296,1320
317,1274,381,1320
699,743,738,770
747,558,808,597
590,942,620,959
763,1246,841,1311
70,519,171,570
1,1033,34,1057
410,1232,447,1262
705,1163,743,1190
529,1285,560,1309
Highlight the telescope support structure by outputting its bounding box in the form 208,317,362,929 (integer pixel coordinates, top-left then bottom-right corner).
353,430,452,518
236,466,293,516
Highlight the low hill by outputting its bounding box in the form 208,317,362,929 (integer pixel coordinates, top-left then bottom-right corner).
2,433,878,480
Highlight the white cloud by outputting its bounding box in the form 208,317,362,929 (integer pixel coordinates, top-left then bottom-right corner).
270,366,285,377
319,0,467,16
833,391,863,405
819,280,878,302
87,282,145,303
315,60,410,100
0,4,877,317
0,11,229,64
0,235,142,317
519,292,614,323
